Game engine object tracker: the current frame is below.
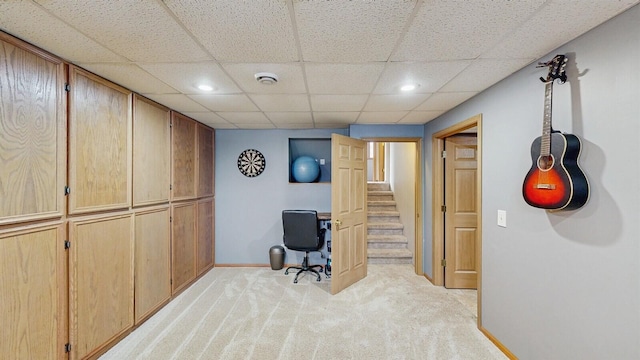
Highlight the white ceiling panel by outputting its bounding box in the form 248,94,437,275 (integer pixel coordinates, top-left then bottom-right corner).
0,1,125,63
310,95,369,112
364,94,430,111
249,94,310,112
357,111,408,124
313,112,360,125
34,0,210,62
294,0,416,62
78,63,177,94
222,63,306,94
399,111,445,124
189,94,259,112
305,63,386,94
440,58,534,92
393,0,546,61
143,94,209,113
1,0,635,129
138,62,241,95
164,0,298,62
374,61,471,94
416,92,478,111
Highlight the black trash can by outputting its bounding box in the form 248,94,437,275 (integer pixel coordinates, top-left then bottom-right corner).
269,245,285,270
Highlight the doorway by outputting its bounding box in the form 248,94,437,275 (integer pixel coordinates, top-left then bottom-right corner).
431,114,483,325
362,137,423,276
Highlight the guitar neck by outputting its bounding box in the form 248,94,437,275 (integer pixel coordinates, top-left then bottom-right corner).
540,81,553,157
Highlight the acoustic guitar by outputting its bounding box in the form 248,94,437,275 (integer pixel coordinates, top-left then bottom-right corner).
522,55,589,211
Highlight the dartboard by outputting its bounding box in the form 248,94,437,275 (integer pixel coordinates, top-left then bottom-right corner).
237,149,266,177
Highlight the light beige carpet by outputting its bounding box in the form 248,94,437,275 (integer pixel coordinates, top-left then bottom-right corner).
101,264,507,360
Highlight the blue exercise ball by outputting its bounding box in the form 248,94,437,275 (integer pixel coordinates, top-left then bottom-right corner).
292,156,320,183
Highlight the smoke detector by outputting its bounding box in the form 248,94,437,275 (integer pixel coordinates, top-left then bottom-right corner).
255,72,279,85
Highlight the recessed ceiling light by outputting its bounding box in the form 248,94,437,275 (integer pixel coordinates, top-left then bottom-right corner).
400,83,419,92
255,72,279,85
197,84,214,91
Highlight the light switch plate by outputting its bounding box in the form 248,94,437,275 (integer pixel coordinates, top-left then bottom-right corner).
319,158,325,165
497,210,507,227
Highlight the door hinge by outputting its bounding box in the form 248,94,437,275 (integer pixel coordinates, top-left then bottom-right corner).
169,184,172,190
64,186,71,195
441,205,446,212
65,343,71,353
169,120,173,128
64,240,71,249
441,259,446,267
441,150,447,158
170,216,172,223
64,83,70,92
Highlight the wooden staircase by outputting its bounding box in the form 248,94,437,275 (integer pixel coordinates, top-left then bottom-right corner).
367,182,413,264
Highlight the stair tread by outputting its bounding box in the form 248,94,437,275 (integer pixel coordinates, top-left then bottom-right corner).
368,248,413,258
368,234,407,242
368,211,400,215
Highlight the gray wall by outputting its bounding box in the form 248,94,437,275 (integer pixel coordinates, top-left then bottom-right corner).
389,142,416,261
424,6,639,359
215,128,347,266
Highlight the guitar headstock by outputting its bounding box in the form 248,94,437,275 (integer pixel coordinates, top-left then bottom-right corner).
537,54,568,83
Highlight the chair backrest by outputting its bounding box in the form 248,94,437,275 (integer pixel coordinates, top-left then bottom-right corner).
282,210,322,251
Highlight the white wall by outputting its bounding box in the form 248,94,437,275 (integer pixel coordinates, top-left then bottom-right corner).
424,5,639,359
388,142,416,260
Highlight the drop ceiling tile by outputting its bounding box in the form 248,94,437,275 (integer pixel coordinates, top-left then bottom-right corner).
249,94,310,112
310,95,368,112
374,61,471,94
142,94,209,113
313,112,360,124
440,59,533,92
266,112,313,124
392,0,545,61
294,0,416,62
164,0,297,62
182,112,232,127
34,0,210,62
357,111,408,124
77,63,177,94
481,0,640,59
138,62,241,95
364,94,430,111
416,92,478,111
398,111,445,124
217,112,271,124
236,123,277,129
305,63,386,94
275,123,315,129
189,94,259,112
0,1,125,63
222,63,306,94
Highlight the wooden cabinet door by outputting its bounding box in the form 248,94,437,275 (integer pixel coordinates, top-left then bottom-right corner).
68,66,131,214
134,206,171,324
0,33,66,225
69,213,134,359
197,198,214,275
171,112,196,201
0,223,66,360
133,95,171,207
197,124,215,197
171,202,196,294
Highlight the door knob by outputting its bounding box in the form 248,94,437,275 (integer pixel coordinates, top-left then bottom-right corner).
334,219,342,229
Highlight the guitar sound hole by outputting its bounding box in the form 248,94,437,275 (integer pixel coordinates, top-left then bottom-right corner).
537,155,554,171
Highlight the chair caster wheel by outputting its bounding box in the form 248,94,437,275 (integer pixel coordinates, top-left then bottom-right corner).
316,277,321,282
293,279,298,284
285,269,289,275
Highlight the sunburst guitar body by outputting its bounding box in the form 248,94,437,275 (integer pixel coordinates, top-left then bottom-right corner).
522,132,589,210
522,54,589,211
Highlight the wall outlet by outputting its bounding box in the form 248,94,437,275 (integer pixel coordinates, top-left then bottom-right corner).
319,158,325,165
497,210,507,227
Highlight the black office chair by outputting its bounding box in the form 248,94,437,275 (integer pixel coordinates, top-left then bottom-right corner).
282,210,326,283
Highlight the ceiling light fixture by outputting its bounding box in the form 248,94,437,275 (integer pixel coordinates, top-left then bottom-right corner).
255,72,279,85
400,83,419,92
197,84,214,91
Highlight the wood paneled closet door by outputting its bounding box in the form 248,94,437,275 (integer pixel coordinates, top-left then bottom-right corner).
172,202,197,294
69,213,134,359
197,198,214,275
68,65,132,215
0,223,66,360
171,112,197,201
133,95,171,207
0,33,66,225
197,124,214,197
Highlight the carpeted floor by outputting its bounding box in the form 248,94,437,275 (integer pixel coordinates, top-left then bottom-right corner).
100,264,507,360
